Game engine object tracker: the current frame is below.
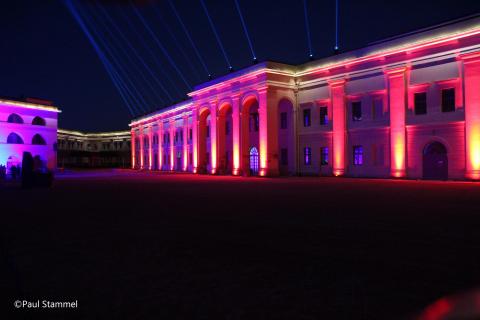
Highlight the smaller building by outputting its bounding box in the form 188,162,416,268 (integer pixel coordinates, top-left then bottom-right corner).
57,129,131,168
0,97,59,174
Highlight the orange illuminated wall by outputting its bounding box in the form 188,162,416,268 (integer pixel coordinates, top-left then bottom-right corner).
385,67,407,178
459,51,480,179
329,80,346,176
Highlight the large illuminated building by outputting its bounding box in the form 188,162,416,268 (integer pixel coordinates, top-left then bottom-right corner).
130,16,480,180
0,97,59,173
57,129,131,168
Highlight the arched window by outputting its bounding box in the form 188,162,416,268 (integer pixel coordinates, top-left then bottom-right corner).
32,116,46,126
32,134,46,145
249,147,259,175
7,132,24,144
7,113,24,124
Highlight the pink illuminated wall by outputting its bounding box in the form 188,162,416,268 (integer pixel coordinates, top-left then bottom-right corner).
460,51,480,179
385,67,407,178
329,80,346,176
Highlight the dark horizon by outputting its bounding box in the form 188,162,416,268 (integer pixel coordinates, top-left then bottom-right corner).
0,0,478,132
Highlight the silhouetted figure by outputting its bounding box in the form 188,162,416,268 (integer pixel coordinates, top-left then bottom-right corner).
21,152,34,189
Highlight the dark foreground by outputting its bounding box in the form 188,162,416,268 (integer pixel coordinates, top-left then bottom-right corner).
1,170,480,319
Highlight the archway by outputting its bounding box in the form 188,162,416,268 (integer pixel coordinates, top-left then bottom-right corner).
278,98,294,176
217,102,233,174
241,95,260,176
198,108,211,173
249,147,259,176
423,141,448,180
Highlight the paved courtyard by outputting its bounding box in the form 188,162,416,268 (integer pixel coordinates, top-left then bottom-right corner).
1,170,480,319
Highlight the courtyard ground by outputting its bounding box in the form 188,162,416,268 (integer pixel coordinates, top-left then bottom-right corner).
1,169,480,319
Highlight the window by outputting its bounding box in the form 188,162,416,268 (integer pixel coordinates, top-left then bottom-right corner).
414,92,427,115
372,99,383,120
442,88,455,112
225,120,230,135
7,132,23,144
304,147,311,165
303,109,311,127
7,113,23,124
319,107,328,125
352,101,362,121
32,134,46,145
189,129,192,141
206,125,210,138
249,113,259,132
320,147,328,165
280,148,288,165
280,112,287,129
353,146,363,166
32,116,46,126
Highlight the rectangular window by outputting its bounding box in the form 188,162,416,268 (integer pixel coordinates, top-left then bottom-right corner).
249,113,259,132
254,113,259,132
280,112,287,129
304,147,312,165
319,107,328,125
225,121,230,135
352,101,362,121
353,145,363,166
414,92,427,115
442,88,455,112
280,148,288,165
372,98,383,120
303,109,311,127
320,147,329,165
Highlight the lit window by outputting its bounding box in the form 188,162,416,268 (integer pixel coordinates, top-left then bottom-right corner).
304,147,311,165
320,107,328,125
353,145,363,165
320,147,328,165
414,92,427,115
303,109,311,127
352,101,362,121
442,88,455,112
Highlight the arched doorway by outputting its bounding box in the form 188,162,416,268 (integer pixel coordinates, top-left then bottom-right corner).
218,103,233,174
241,95,260,176
423,142,448,180
249,147,259,176
198,108,211,173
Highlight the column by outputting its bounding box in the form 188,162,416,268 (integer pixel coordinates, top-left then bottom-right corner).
210,101,218,174
169,119,175,171
232,95,241,175
131,129,135,169
459,51,480,179
183,115,188,171
258,87,269,176
148,126,153,170
329,79,346,176
385,67,407,178
158,121,163,170
139,130,144,169
192,109,199,173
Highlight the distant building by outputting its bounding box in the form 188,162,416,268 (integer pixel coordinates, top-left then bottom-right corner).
130,15,480,180
57,129,130,168
0,97,59,173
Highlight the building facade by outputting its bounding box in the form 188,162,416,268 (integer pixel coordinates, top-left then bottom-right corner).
57,129,131,168
0,97,59,173
130,16,480,180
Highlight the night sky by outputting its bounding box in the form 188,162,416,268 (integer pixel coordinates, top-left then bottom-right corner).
0,0,478,132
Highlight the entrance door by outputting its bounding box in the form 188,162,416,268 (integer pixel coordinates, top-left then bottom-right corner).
249,147,259,176
423,142,448,180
